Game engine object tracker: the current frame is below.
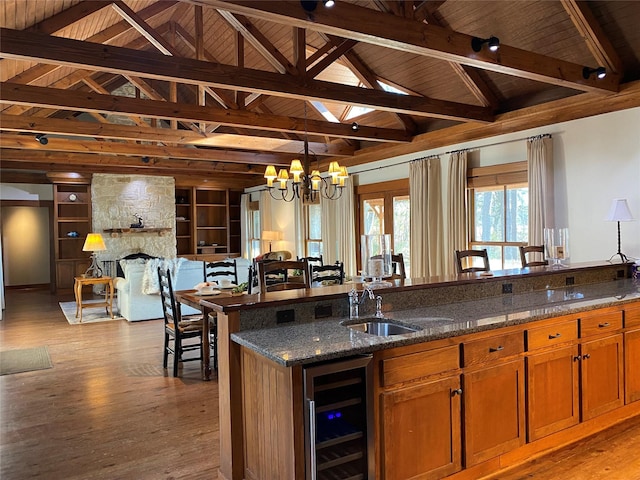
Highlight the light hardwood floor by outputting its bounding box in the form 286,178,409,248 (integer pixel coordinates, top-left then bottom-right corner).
0,288,219,480
1,288,640,480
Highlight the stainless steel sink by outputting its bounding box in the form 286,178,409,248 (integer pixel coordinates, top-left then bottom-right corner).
342,318,421,336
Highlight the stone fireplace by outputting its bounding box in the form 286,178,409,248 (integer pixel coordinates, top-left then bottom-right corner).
91,174,176,264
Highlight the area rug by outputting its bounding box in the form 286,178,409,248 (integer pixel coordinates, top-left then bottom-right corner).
0,346,53,376
59,300,124,325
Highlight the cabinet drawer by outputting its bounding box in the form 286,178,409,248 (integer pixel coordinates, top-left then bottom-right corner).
580,311,623,338
526,320,577,351
381,345,459,387
625,305,640,329
462,332,524,367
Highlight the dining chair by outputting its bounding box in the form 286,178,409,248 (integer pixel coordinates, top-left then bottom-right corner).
310,261,345,286
258,259,311,292
519,245,547,268
371,253,406,279
455,249,490,273
158,267,216,377
298,255,324,268
203,259,238,285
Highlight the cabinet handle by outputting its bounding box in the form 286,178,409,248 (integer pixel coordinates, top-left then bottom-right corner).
598,322,610,328
452,388,463,396
548,333,562,339
489,346,504,352
573,356,582,362
582,354,591,360
308,399,317,480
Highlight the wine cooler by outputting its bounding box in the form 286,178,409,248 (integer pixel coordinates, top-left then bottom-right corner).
303,355,374,480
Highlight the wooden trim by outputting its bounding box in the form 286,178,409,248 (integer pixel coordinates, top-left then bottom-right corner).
355,178,409,195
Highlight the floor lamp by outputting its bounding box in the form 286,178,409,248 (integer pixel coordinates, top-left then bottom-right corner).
606,198,634,263
261,230,281,252
83,233,107,277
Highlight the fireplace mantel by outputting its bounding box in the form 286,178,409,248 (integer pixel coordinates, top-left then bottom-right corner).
104,228,171,237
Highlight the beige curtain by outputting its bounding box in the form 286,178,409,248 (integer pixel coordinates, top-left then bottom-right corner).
321,182,357,276
446,150,468,275
409,156,443,277
527,135,554,245
259,190,273,254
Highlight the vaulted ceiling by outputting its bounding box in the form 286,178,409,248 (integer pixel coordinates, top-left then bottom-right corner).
1,0,639,188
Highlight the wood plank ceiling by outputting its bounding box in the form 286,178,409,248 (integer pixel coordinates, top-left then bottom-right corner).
1,0,639,188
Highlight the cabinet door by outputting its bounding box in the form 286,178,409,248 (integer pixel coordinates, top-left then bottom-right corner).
580,334,624,421
380,376,462,480
463,359,525,467
625,329,640,404
526,345,580,441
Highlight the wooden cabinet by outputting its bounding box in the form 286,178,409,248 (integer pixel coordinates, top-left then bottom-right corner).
381,376,462,480
624,305,640,404
377,345,461,480
578,310,624,421
174,186,242,259
526,344,580,441
525,318,579,442
462,358,526,466
462,331,525,466
53,182,92,290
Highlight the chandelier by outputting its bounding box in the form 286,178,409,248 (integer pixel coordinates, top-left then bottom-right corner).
264,105,348,202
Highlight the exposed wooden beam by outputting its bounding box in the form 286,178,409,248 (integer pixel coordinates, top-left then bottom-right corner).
0,148,266,177
0,158,257,187
192,0,620,94
26,1,114,35
0,82,412,142
561,0,624,75
0,27,494,123
111,1,179,56
0,114,355,156
0,134,290,166
217,10,297,75
341,80,640,167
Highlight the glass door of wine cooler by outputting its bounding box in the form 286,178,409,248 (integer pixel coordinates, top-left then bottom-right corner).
303,355,374,480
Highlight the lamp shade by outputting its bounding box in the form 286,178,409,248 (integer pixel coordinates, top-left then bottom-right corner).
82,233,106,252
261,230,282,241
606,198,634,222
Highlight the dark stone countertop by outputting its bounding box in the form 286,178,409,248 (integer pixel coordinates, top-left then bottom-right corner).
231,279,640,367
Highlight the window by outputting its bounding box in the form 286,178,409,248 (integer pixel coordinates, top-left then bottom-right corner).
248,201,261,258
357,180,410,277
305,202,322,257
468,162,528,270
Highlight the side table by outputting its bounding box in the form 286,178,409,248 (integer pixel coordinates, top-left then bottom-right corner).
74,276,114,323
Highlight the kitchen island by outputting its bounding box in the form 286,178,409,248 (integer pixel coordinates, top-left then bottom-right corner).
205,262,639,480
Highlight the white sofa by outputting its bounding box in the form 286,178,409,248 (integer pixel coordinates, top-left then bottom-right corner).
114,259,204,322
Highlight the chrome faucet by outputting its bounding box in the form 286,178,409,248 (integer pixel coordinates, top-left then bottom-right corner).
348,287,382,319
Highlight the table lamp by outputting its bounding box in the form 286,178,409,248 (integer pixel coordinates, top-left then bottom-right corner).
606,198,634,263
83,233,107,277
261,230,282,252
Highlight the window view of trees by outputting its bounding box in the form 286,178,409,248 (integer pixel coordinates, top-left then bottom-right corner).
306,203,322,257
471,184,528,269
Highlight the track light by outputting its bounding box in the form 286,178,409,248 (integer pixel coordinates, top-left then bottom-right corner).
141,156,150,163
582,66,606,80
301,0,334,12
351,122,359,131
35,134,48,145
471,36,500,53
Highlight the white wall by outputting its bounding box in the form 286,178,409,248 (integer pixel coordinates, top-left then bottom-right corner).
267,107,640,264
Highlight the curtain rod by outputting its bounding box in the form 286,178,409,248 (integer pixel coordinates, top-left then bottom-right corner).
352,133,552,176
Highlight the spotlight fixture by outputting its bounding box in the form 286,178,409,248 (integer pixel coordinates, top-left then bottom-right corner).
141,156,150,163
351,122,359,131
35,133,48,145
582,66,607,80
301,0,334,12
471,36,500,53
